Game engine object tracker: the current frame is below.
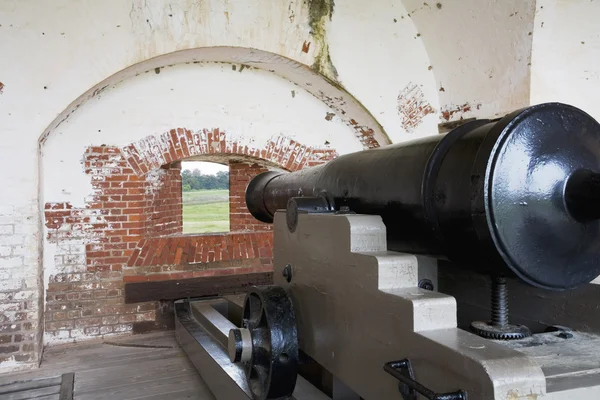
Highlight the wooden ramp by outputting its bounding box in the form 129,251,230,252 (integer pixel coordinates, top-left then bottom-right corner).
0,331,214,400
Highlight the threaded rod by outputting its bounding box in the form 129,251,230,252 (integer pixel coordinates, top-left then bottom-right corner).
491,277,508,327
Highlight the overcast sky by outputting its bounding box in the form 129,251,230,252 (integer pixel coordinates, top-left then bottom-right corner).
181,161,229,174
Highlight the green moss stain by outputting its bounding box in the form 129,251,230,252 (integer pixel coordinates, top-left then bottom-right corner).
307,0,338,81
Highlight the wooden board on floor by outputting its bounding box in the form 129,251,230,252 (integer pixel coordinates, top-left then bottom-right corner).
0,375,63,400
124,272,273,303
0,331,215,400
59,373,74,400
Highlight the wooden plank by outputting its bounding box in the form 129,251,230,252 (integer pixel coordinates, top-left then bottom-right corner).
0,331,216,400
140,387,216,400
75,372,212,400
58,373,74,400
0,376,61,394
2,384,60,400
74,353,198,391
25,396,59,400
124,272,273,303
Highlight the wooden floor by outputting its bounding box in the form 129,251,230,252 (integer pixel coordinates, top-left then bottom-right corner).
0,331,216,400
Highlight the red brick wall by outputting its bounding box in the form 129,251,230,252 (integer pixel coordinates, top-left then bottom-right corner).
125,232,273,282
44,147,158,340
229,162,272,232
43,147,272,341
43,129,338,342
145,162,182,237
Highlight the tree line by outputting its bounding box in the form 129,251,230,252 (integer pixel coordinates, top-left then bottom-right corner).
182,169,229,191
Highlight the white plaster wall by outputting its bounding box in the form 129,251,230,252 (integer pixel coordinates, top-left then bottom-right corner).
42,63,365,205
530,0,600,120
328,0,440,139
405,0,536,122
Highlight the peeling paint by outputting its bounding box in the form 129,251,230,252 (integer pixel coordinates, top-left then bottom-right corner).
397,83,435,133
408,2,432,15
39,46,389,152
288,2,295,22
307,0,339,81
313,89,381,148
91,85,109,98
440,103,480,121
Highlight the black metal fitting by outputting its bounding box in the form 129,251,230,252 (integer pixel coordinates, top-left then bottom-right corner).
383,359,467,400
491,277,508,327
282,264,293,283
558,331,573,339
545,325,574,339
470,276,531,340
242,286,299,399
418,279,434,291
286,195,335,233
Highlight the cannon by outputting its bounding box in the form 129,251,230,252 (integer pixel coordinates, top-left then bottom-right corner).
246,102,600,291
175,103,600,400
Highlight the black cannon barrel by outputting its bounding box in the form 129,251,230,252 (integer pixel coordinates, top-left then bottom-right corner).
246,103,600,291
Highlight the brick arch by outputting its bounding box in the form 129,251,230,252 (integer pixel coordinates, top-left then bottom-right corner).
120,127,338,176
119,126,338,245
42,128,337,341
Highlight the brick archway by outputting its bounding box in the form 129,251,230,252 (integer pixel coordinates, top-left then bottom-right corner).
121,128,338,175
43,128,336,341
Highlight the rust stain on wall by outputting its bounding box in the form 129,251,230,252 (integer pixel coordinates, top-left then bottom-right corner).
0,82,4,94
440,103,480,121
302,41,311,53
397,83,435,132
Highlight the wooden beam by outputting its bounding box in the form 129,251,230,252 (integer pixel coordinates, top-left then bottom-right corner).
59,373,75,400
124,272,274,304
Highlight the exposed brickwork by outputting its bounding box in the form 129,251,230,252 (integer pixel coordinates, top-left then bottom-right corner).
0,202,41,369
42,129,337,344
145,162,182,237
44,146,160,342
229,162,272,232
397,82,435,133
124,232,273,282
121,128,337,175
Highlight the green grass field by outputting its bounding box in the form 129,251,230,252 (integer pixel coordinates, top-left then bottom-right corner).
183,189,230,234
